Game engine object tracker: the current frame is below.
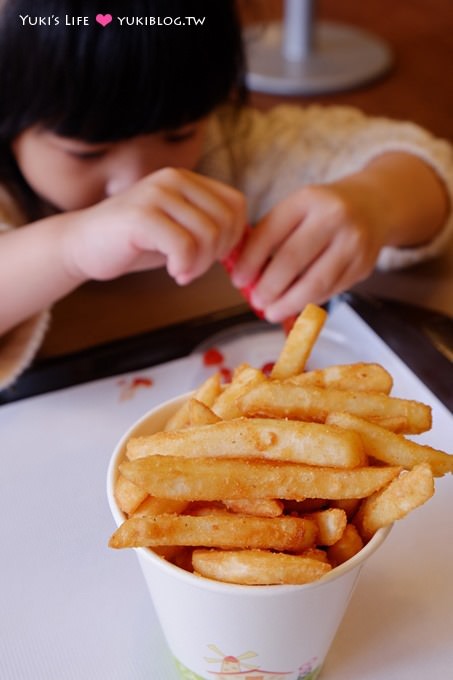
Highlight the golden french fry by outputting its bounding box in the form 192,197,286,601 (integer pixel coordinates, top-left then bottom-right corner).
186,504,230,517
326,411,453,476
194,371,223,406
109,513,318,551
187,399,221,427
295,547,330,563
114,474,148,515
223,498,284,518
271,303,327,379
239,381,432,434
372,417,409,433
288,362,393,394
132,496,188,517
126,417,365,468
109,302,448,586
211,364,265,420
327,524,364,566
192,549,332,585
354,463,435,541
164,373,222,430
120,456,402,501
163,399,192,432
307,508,348,546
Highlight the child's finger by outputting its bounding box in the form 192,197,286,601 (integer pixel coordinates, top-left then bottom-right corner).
149,190,223,276
129,173,245,281
152,169,246,259
261,242,351,323
231,199,309,287
249,218,330,309
221,225,265,318
132,212,199,281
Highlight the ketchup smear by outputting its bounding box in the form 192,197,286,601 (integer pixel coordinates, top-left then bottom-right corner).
203,347,224,366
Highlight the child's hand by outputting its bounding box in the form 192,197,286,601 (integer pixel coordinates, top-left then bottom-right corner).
230,183,389,322
63,168,247,285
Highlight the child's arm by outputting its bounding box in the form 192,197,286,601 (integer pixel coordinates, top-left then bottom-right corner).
231,152,449,323
0,168,246,336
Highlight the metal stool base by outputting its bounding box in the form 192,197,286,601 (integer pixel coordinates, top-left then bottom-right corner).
245,20,393,95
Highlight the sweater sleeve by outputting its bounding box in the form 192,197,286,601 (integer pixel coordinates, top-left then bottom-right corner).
0,188,50,391
202,105,453,270
0,309,50,391
318,107,453,269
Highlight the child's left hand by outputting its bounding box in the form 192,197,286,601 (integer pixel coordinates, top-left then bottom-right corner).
230,182,389,322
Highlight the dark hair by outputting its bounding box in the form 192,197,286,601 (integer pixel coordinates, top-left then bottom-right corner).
0,0,246,143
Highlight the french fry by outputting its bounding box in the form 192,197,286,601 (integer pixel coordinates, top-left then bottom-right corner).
164,373,222,430
211,364,265,419
163,399,192,432
354,463,435,541
109,302,448,586
192,549,332,585
187,399,221,427
369,417,409,433
192,370,223,406
287,362,393,394
223,498,284,518
114,474,148,515
296,547,330,563
271,303,327,379
186,504,231,517
239,381,432,434
119,456,402,501
132,496,188,517
326,411,453,477
308,508,348,546
327,524,364,566
126,417,366,468
109,513,318,551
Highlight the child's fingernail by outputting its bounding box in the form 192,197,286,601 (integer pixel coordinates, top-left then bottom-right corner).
175,272,191,285
231,275,243,288
250,291,263,309
264,309,280,323
262,304,283,323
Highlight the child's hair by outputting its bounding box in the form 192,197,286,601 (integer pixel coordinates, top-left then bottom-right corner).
0,0,246,143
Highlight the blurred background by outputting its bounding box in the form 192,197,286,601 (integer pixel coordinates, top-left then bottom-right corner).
39,0,452,359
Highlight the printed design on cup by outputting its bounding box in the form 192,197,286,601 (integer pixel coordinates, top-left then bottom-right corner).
173,646,321,680
296,658,321,680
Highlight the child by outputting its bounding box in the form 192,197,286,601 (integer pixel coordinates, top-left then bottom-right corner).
0,0,452,390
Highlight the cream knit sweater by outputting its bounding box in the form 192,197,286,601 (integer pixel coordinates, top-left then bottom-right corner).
1,104,452,389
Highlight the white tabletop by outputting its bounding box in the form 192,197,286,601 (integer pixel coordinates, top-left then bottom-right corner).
0,302,452,680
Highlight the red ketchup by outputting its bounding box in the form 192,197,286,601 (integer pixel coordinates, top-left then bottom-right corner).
282,315,298,336
260,361,275,377
202,347,224,366
131,376,153,388
222,227,297,332
221,225,264,319
219,366,233,383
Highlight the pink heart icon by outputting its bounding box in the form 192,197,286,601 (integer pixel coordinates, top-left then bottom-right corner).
96,13,113,27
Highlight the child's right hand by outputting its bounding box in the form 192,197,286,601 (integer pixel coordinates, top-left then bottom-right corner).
62,168,247,285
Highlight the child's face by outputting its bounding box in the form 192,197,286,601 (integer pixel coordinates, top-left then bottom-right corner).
11,121,207,211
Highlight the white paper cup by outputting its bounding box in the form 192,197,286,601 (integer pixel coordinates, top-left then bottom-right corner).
107,393,391,680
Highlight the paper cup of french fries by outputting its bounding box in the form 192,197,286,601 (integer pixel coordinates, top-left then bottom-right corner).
107,304,452,680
